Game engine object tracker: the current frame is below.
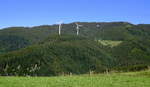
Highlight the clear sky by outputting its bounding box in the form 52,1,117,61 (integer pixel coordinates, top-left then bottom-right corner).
0,0,150,28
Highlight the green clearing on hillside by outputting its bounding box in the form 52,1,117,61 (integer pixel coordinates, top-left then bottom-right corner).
98,40,123,47
0,70,149,87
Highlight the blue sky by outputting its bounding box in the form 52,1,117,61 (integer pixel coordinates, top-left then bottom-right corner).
0,0,150,28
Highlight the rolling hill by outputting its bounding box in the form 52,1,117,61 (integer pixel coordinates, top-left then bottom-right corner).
0,22,150,76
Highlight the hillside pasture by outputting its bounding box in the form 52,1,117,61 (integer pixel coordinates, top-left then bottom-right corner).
98,40,123,47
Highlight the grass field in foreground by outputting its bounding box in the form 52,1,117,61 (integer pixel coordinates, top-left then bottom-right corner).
0,70,150,87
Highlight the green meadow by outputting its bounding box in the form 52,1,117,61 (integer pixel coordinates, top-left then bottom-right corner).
98,40,123,47
0,70,149,87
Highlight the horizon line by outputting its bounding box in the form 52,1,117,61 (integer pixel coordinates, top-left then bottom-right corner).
0,21,149,29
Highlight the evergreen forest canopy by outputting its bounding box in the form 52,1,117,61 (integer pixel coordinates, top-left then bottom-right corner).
0,22,150,76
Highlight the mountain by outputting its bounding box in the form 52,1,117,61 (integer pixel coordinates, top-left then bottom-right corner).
0,22,150,76
0,35,114,76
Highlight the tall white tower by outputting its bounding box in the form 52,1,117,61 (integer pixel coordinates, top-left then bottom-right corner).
57,21,63,35
59,23,62,35
75,23,82,36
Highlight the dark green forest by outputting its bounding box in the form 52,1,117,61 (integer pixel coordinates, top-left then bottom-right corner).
0,22,150,76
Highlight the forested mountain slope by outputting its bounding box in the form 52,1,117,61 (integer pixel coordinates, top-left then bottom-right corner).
0,35,114,76
0,22,150,76
0,22,150,53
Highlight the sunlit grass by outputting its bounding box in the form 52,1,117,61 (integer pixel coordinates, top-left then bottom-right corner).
0,70,149,87
98,40,123,47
